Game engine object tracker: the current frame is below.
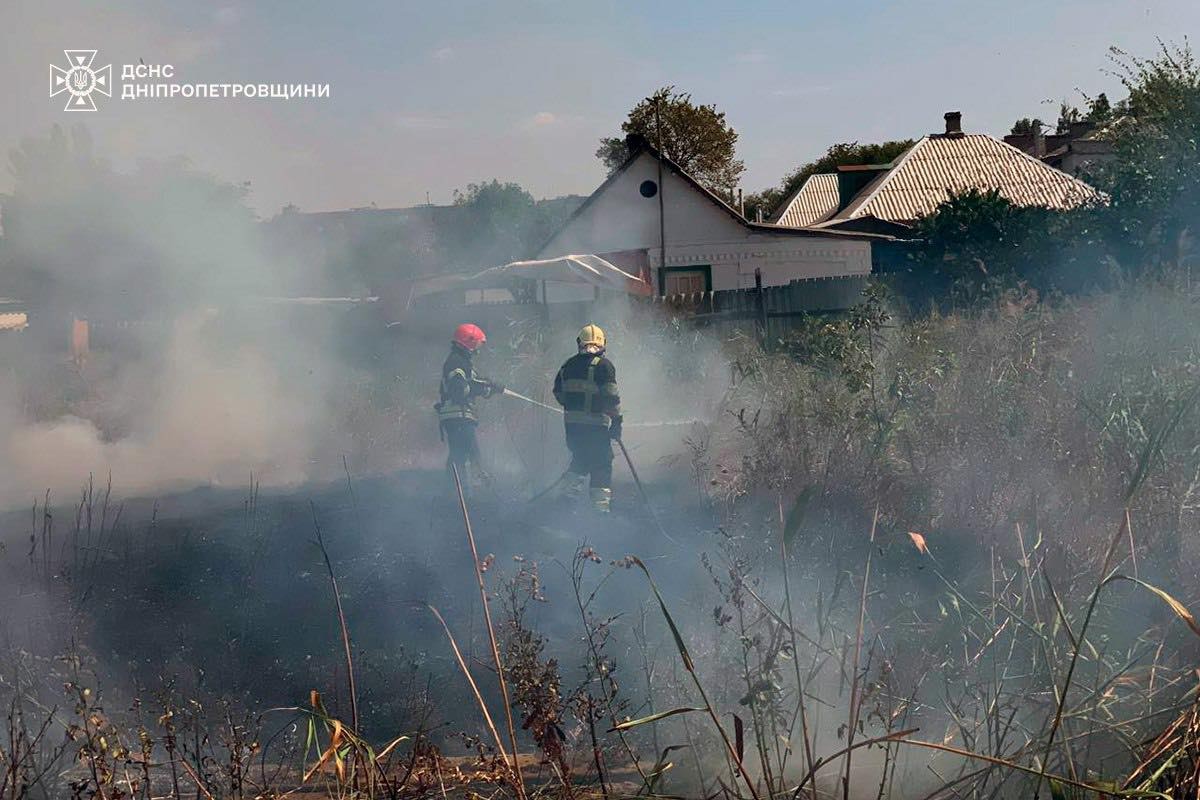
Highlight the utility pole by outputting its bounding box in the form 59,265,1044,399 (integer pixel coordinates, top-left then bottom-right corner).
755,268,767,347
654,97,667,297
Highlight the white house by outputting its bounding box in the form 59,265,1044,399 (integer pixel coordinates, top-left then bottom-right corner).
536,135,886,298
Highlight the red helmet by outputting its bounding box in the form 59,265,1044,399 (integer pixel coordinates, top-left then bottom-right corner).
453,323,487,351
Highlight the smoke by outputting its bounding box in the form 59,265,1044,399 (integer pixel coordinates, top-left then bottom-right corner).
1,319,317,502
0,125,733,510
0,124,353,508
0,127,1104,794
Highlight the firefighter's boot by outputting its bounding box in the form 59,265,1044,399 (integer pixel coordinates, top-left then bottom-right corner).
590,487,612,513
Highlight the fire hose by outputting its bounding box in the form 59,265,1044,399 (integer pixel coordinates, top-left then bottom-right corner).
502,389,704,428
503,389,681,545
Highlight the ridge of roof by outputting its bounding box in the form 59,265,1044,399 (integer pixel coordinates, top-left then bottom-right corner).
829,132,1100,224
830,136,927,221
537,139,891,255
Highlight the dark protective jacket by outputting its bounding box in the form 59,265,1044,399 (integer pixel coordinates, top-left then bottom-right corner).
437,344,495,423
553,352,621,427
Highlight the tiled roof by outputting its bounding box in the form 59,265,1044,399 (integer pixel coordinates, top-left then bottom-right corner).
773,174,839,227
830,133,1100,224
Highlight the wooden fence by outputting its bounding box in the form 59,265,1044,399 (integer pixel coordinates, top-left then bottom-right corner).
392,271,869,347
641,272,868,342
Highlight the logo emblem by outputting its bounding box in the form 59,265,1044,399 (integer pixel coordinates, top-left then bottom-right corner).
50,50,112,111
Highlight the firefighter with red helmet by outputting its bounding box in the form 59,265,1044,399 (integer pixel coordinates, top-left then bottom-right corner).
437,323,503,481
553,324,622,512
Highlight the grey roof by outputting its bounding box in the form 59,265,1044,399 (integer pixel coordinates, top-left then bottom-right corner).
773,174,839,227
827,133,1100,224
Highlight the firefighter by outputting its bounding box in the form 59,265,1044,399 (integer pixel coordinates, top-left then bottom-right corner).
436,323,503,483
553,323,622,512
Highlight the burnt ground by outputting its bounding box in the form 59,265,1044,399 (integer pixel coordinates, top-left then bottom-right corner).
0,463,718,747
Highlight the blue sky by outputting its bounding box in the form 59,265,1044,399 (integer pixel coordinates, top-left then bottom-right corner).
2,0,1197,214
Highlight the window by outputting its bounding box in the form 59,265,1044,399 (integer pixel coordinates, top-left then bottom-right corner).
663,267,710,295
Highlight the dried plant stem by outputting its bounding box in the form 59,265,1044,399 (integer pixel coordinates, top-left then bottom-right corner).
788,728,920,800
841,504,879,800
1031,508,1130,800
451,464,527,800
632,556,762,800
895,737,1161,799
778,496,816,797
309,502,359,735
569,557,650,790
175,755,217,800
427,605,516,785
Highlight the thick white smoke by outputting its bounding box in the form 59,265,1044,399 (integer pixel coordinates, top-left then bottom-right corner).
0,125,351,508
0,316,318,504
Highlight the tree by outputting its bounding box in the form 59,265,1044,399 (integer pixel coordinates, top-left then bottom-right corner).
745,139,914,221
596,86,744,193
1055,101,1083,134
1010,118,1046,135
893,189,1082,307
892,41,1200,308
1085,92,1114,125
451,180,539,266
447,180,578,269
1091,41,1200,271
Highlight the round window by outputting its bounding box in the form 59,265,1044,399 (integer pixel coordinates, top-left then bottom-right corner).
639,180,658,198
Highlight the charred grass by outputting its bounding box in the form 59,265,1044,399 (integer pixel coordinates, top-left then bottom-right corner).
3,280,1200,798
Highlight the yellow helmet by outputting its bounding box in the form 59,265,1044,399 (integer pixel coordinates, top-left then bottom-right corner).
577,323,606,350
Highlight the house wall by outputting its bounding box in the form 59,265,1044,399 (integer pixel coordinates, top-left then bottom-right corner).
661,236,870,291
1058,148,1115,177
539,151,746,257
538,151,872,294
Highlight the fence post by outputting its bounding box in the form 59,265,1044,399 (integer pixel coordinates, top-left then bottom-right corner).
754,268,767,347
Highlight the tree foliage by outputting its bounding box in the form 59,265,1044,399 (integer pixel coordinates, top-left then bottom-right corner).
1010,118,1046,136
1090,42,1200,271
896,189,1082,306
448,179,571,268
745,139,914,222
596,86,744,194
901,41,1200,308
1055,101,1083,134
1011,94,1115,139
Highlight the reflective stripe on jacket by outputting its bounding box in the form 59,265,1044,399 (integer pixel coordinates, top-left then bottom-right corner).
553,352,620,427
437,345,491,422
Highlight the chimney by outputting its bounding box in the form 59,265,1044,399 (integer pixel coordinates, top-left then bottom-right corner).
944,110,963,136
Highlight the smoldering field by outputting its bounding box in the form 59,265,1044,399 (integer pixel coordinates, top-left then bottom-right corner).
1,127,1200,800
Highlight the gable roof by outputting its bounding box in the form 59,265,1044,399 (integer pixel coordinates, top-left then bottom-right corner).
827,133,1100,224
772,173,840,227
536,137,896,257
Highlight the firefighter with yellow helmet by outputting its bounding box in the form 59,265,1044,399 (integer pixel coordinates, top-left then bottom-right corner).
553,323,622,512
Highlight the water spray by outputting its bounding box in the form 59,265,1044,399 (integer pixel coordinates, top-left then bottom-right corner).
502,388,560,414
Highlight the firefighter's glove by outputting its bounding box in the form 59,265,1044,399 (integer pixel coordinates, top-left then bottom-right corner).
609,415,623,441
488,381,506,397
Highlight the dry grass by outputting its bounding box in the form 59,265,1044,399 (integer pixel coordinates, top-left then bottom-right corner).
4,281,1200,798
